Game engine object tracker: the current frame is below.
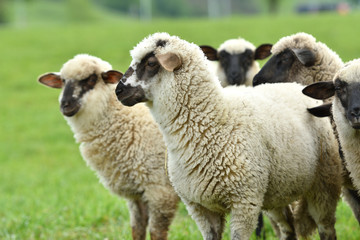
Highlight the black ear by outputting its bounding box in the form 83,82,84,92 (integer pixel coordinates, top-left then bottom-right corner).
199,45,219,61
302,81,335,100
307,103,332,117
291,48,316,67
254,44,272,60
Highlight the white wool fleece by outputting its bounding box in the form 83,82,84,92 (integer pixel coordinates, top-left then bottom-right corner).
129,32,342,239
272,32,343,85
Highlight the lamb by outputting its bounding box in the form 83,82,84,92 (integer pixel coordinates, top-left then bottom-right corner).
115,32,342,240
303,58,360,212
200,38,273,239
251,32,360,224
199,38,272,87
38,54,179,240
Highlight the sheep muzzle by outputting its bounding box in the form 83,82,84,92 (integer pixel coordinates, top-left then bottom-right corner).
115,81,147,106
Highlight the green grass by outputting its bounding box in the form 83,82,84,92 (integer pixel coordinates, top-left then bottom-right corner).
1,10,360,239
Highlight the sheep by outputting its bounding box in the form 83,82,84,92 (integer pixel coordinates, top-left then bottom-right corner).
199,38,272,87
200,38,273,239
251,32,360,225
115,32,342,240
303,58,360,219
252,32,343,87
38,54,179,240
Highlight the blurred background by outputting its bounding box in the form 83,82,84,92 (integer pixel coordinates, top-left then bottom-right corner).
0,0,358,26
1,0,360,239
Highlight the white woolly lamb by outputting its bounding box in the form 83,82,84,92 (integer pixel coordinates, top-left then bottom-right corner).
252,32,360,225
200,38,275,239
200,38,272,87
303,58,360,207
38,54,179,240
115,32,342,240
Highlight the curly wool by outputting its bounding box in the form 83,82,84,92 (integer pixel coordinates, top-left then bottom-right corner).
129,33,342,239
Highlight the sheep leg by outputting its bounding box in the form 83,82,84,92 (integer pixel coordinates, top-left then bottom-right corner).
183,199,225,240
127,199,149,240
144,186,179,240
292,199,317,238
230,203,261,240
305,188,339,239
306,198,337,240
265,206,296,240
342,187,360,223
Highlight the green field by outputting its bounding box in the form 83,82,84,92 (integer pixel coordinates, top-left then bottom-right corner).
1,9,360,240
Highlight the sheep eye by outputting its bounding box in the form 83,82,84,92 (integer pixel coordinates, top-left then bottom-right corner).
334,79,347,92
244,57,252,66
147,60,157,67
81,74,97,87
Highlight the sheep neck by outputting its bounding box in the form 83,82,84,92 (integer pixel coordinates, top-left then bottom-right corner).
151,65,227,160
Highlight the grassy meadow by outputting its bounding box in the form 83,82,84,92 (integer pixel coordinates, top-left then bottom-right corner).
1,8,360,240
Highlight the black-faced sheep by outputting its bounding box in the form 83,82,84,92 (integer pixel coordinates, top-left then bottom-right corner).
200,38,272,87
303,59,360,219
115,32,342,240
252,32,343,87
38,54,179,240
251,32,360,225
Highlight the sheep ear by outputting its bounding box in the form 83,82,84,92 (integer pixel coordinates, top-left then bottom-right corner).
102,70,123,84
307,103,332,117
291,48,316,67
302,81,335,100
199,45,219,61
254,44,272,60
38,73,63,88
156,52,182,72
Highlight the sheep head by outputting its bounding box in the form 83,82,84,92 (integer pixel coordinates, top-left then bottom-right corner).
303,59,360,129
253,47,316,86
253,32,321,87
116,33,183,107
200,38,272,86
38,54,122,117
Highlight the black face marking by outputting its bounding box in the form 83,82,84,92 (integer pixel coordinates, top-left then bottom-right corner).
253,49,295,86
136,52,161,82
115,53,159,106
60,73,98,117
156,39,168,47
115,80,147,106
218,49,254,86
79,73,97,93
122,67,134,83
335,79,360,128
334,78,349,109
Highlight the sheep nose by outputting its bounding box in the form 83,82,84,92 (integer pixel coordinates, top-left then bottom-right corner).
61,99,70,108
253,75,262,87
115,81,125,96
230,71,239,78
351,107,360,118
